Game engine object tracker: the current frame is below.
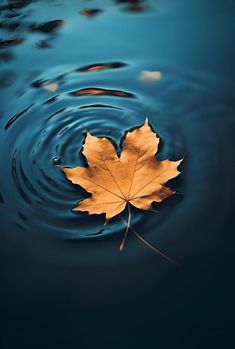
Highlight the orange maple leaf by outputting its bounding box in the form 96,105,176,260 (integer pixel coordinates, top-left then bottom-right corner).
62,120,183,262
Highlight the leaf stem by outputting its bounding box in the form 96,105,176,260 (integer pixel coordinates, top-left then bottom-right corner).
119,203,131,251
120,216,179,265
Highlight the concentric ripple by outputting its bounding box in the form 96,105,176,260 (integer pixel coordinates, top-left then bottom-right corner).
1,48,229,245
0,62,153,239
0,0,232,251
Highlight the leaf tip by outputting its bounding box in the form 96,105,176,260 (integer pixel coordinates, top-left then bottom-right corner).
72,205,81,213
177,158,184,168
61,166,68,174
85,129,92,137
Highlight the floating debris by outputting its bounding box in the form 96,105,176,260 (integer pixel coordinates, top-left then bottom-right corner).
139,70,161,82
80,9,103,17
70,87,135,98
76,62,127,73
43,83,58,92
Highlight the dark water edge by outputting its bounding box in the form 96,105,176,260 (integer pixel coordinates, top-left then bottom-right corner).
0,0,235,348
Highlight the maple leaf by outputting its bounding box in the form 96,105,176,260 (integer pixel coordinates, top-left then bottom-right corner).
62,120,183,262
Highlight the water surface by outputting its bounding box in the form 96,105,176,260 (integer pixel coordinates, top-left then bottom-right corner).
0,1,234,348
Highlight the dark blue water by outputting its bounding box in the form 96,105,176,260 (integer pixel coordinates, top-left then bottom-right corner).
1,1,235,348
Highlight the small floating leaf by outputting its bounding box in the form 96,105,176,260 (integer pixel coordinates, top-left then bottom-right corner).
139,70,162,82
43,83,58,92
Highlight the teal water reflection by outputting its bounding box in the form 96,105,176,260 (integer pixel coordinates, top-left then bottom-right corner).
0,1,234,348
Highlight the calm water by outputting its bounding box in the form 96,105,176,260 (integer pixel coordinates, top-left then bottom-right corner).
1,0,234,348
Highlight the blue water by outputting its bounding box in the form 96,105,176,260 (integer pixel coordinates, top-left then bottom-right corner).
0,1,234,348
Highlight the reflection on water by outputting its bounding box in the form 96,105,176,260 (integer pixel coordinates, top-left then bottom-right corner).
70,87,135,98
0,50,14,61
0,0,233,245
0,0,234,346
0,37,24,48
0,1,31,11
80,9,103,18
116,0,145,12
77,62,127,73
4,104,33,129
30,19,65,34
